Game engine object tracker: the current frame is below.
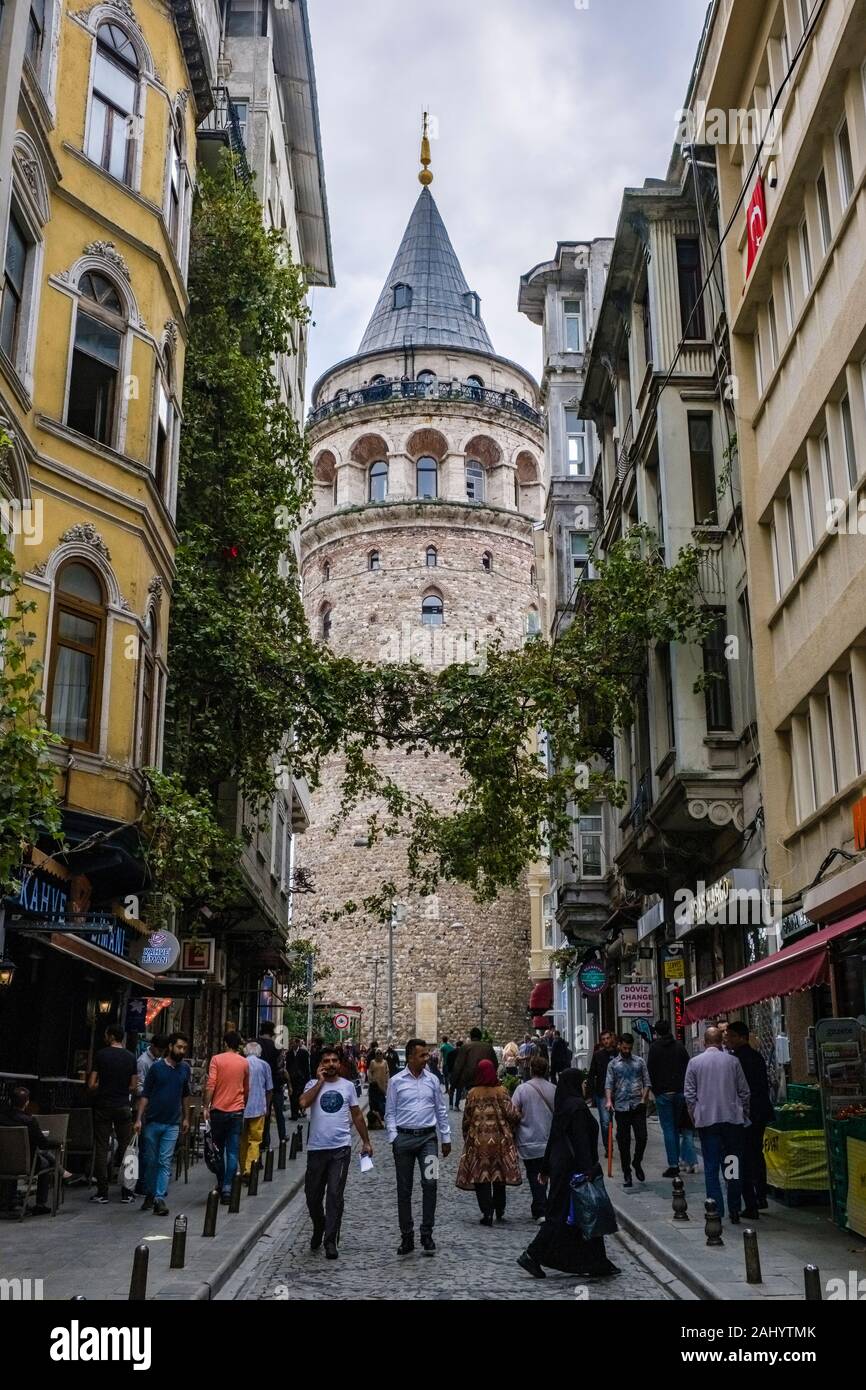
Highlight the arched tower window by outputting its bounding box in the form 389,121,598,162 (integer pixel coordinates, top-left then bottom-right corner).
425,546,438,568
47,560,106,749
422,593,443,627
530,565,537,586
466,461,484,503
416,455,438,499
322,561,330,581
369,460,388,502
392,283,412,310
368,550,381,572
481,551,492,572
67,270,126,446
86,23,140,186
320,604,332,643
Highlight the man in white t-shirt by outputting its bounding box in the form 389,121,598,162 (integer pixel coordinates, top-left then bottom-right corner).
300,1045,372,1259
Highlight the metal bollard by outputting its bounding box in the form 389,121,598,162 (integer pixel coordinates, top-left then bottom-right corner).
704,1198,724,1246
289,1131,298,1160
70,1295,88,1300
203,1188,219,1237
278,1139,287,1170
170,1214,188,1269
672,1177,689,1221
264,1148,275,1182
804,1264,823,1301
743,1228,762,1284
229,1172,242,1213
295,1123,303,1154
248,1160,260,1196
128,1243,149,1301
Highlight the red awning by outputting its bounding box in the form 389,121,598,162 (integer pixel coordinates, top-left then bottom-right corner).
683,908,866,1024
529,979,553,1011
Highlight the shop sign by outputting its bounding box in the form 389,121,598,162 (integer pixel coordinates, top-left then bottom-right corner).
139,931,181,974
673,988,685,1040
779,910,816,945
853,795,866,852
125,998,147,1032
637,900,664,942
577,958,608,996
674,868,766,938
8,866,68,918
88,920,128,960
616,982,654,1017
664,958,685,980
180,937,216,973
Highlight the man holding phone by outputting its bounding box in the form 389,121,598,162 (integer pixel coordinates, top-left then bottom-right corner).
300,1045,372,1260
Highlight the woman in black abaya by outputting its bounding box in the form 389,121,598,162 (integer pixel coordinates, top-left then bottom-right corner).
517,1068,619,1279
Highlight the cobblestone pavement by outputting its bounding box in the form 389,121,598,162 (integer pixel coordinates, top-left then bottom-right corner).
224,1114,672,1302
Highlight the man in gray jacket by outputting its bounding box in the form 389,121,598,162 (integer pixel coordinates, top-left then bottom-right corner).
450,1028,497,1099
684,1026,751,1224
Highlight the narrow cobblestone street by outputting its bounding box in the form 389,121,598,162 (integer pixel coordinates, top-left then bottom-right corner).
223,1117,672,1301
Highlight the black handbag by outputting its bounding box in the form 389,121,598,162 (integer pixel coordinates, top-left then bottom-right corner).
203,1127,220,1175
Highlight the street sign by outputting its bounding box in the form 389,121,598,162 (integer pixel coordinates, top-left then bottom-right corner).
616,982,654,1017
333,1012,350,1030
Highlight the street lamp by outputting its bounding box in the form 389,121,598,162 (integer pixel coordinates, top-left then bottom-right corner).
388,900,407,1041
0,958,16,990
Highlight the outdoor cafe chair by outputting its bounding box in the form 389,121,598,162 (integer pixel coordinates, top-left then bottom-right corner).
0,1128,39,1222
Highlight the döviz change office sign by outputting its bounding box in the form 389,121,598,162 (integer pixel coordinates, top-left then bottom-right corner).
616,983,655,1017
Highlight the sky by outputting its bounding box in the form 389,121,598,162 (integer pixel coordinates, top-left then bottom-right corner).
305,0,710,393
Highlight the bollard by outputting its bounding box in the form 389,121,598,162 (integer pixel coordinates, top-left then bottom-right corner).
70,1295,87,1301
743,1228,762,1284
229,1172,242,1213
804,1264,822,1301
289,1131,298,1160
671,1177,689,1221
128,1243,149,1301
278,1139,287,1170
248,1160,260,1196
704,1198,724,1246
170,1214,188,1269
203,1188,219,1237
264,1148,275,1182
296,1123,303,1154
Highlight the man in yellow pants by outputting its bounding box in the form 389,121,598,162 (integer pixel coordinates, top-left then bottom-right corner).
240,1041,273,1178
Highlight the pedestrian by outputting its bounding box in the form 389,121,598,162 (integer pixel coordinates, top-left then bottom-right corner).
498,1041,520,1083
446,1036,463,1109
240,1041,273,1178
605,1032,650,1188
517,1069,619,1280
136,1034,167,1089
439,1034,455,1085
287,1036,311,1122
301,1045,372,1259
455,1058,521,1224
0,1086,63,1215
135,1031,191,1216
517,1034,534,1080
549,1029,572,1084
385,1038,452,1256
203,1030,249,1204
647,1019,697,1176
584,1030,619,1152
257,1021,288,1149
427,1051,444,1087
724,1021,772,1218
511,1053,557,1220
684,1026,750,1224
367,1048,389,1123
451,1027,497,1098
385,1043,400,1077
309,1036,324,1076
88,1024,138,1205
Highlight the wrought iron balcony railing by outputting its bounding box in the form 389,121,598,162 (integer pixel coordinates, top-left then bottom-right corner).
308,377,543,428
197,85,251,186
626,768,653,833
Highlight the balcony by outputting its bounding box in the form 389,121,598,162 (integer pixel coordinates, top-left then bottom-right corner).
307,377,543,429
196,86,252,186
616,761,744,892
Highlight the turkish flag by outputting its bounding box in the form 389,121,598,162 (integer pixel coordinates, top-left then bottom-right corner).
746,177,767,274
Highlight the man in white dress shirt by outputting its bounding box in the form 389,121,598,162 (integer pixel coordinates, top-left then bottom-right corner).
385,1039,451,1256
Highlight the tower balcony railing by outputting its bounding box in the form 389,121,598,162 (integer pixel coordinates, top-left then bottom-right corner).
307,376,543,429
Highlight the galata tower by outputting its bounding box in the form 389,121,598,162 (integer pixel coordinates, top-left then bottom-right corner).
296,130,545,1044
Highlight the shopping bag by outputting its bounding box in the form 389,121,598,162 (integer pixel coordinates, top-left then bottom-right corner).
567,1172,619,1238
121,1134,139,1187
203,1126,221,1175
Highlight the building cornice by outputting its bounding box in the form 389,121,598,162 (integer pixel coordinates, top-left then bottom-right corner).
301,497,535,551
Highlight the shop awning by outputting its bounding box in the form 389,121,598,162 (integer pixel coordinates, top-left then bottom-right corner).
42,931,156,990
529,979,553,1011
683,909,866,1023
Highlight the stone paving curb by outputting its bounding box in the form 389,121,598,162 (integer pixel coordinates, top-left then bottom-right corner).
613,1227,699,1301
610,1197,719,1301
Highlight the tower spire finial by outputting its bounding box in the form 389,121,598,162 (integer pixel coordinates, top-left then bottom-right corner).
418,110,433,186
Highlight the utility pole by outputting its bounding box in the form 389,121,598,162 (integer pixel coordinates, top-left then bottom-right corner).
479,961,485,1035
304,950,314,1050
388,900,407,1041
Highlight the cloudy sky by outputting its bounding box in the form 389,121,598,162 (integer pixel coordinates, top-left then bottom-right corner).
305,0,709,393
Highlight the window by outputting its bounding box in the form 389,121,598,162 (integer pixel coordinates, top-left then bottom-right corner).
800,217,813,291
799,0,810,35
425,546,437,568
767,296,779,368
465,461,484,502
320,605,332,642
368,550,380,571
816,169,832,253
806,712,818,810
803,464,816,550
675,237,706,339
826,694,839,795
416,455,437,498
48,562,105,748
26,0,44,66
481,551,492,572
702,611,733,731
565,408,587,476
140,609,157,768
86,24,140,186
526,607,541,636
785,492,799,577
369,460,388,502
154,365,172,499
66,271,125,445
322,561,330,581
660,644,676,750
463,291,480,317
421,594,443,627
530,565,536,586
226,0,267,37
841,395,858,490
0,213,27,361
570,532,590,583
466,374,483,389
230,98,248,147
576,803,603,878
771,522,782,600
563,298,584,352
754,328,764,396
642,288,653,366
167,116,183,250
820,430,834,512
837,118,855,208
688,414,717,525
849,670,862,776
783,259,795,332
393,283,412,310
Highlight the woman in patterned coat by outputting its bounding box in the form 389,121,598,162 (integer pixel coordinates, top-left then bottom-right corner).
456,1059,522,1223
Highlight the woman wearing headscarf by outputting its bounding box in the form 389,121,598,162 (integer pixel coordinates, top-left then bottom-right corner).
517,1068,618,1279
455,1059,522,1224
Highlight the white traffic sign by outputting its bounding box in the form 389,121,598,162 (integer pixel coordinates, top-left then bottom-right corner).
333,1012,350,1030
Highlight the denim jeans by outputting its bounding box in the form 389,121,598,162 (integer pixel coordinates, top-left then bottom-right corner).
594,1095,612,1150
210,1109,244,1195
141,1121,180,1201
263,1087,287,1150
698,1122,745,1218
393,1131,438,1236
523,1157,548,1218
655,1093,697,1168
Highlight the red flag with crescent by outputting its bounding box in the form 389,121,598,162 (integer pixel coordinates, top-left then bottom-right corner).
746,176,767,274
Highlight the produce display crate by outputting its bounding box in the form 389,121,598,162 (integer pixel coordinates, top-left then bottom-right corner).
771,1106,822,1131
763,1126,829,1192
787,1083,822,1107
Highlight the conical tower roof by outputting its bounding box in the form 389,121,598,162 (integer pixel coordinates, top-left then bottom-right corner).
357,187,494,356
